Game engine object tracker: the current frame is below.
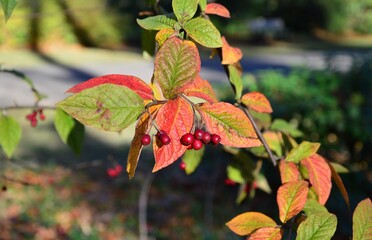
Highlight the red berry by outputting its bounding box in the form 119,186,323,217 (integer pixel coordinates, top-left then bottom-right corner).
194,129,204,140
211,134,221,145
180,133,194,146
39,113,46,121
26,114,33,120
179,161,186,170
192,139,203,150
115,165,123,173
31,119,37,127
159,133,171,145
202,132,211,144
107,168,117,177
156,130,166,137
141,134,151,146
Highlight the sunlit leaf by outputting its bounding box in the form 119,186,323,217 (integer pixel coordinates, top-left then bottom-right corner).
205,3,230,18
286,141,321,163
199,0,207,11
226,212,276,236
352,198,372,240
66,74,153,100
137,15,177,30
199,102,261,148
156,28,175,46
182,146,205,175
277,180,309,223
247,227,283,240
242,92,273,113
328,161,350,209
172,0,198,22
54,108,85,155
330,162,349,173
263,131,283,157
221,36,242,65
303,199,328,216
227,164,245,184
271,119,303,138
180,75,218,103
153,97,193,171
0,115,21,158
58,84,145,132
296,213,337,240
154,37,200,99
301,154,331,205
255,173,272,194
278,159,300,184
183,17,222,48
227,63,243,100
1,0,17,22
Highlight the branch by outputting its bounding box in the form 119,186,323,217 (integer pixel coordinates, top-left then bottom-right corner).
1,105,56,112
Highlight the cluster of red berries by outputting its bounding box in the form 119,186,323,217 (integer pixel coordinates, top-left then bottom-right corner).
141,130,171,146
180,129,221,150
107,164,122,178
25,109,45,127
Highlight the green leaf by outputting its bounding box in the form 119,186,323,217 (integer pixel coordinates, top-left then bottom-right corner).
330,162,349,173
296,213,337,240
137,15,177,30
270,119,303,138
0,115,21,158
228,64,243,100
255,173,272,194
227,164,245,184
353,198,372,240
54,108,85,155
303,199,328,216
154,37,200,99
226,212,277,236
182,146,205,175
199,0,207,11
286,141,321,163
1,0,17,22
183,17,222,48
58,84,145,132
172,0,198,23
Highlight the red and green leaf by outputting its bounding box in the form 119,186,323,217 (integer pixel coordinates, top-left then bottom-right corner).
205,3,231,18
241,92,273,113
180,75,218,103
296,213,337,240
301,154,332,205
221,36,242,65
353,198,372,240
153,97,193,171
156,28,175,46
328,161,350,209
154,37,200,99
247,227,283,240
277,180,309,223
263,131,283,157
137,15,177,30
172,0,198,23
66,74,153,100
285,141,320,163
278,159,300,184
183,17,222,48
226,212,277,236
199,102,261,148
58,84,145,132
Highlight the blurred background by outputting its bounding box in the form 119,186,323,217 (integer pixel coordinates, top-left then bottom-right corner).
0,0,371,239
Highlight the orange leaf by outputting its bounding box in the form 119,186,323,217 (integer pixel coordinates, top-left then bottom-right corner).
301,154,332,205
155,28,174,46
180,75,218,103
221,36,243,65
328,161,350,209
199,102,261,148
277,180,309,223
126,104,161,179
263,131,283,157
205,3,231,18
241,92,273,113
226,212,276,236
153,97,193,171
279,159,300,184
247,227,283,240
66,74,153,100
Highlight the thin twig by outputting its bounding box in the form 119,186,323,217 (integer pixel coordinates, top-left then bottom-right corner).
1,105,56,111
239,104,278,166
139,173,154,240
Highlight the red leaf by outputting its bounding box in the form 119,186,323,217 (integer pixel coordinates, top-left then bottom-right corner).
277,180,309,223
153,97,193,171
241,92,273,113
328,162,350,209
221,36,243,65
279,159,300,184
205,3,231,18
180,75,218,103
66,74,153,100
226,212,276,236
199,102,261,148
247,227,283,240
301,154,332,205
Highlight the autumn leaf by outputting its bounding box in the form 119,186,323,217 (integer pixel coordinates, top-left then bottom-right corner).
328,161,350,209
277,180,309,223
241,92,273,113
199,102,261,148
285,141,321,163
278,159,300,184
66,74,153,100
154,37,201,99
353,198,372,240
301,154,332,205
127,104,161,179
226,212,277,236
247,227,283,240
153,97,193,172
180,75,218,103
156,28,175,46
296,213,337,240
303,199,328,216
205,3,231,18
221,36,242,65
263,131,283,157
